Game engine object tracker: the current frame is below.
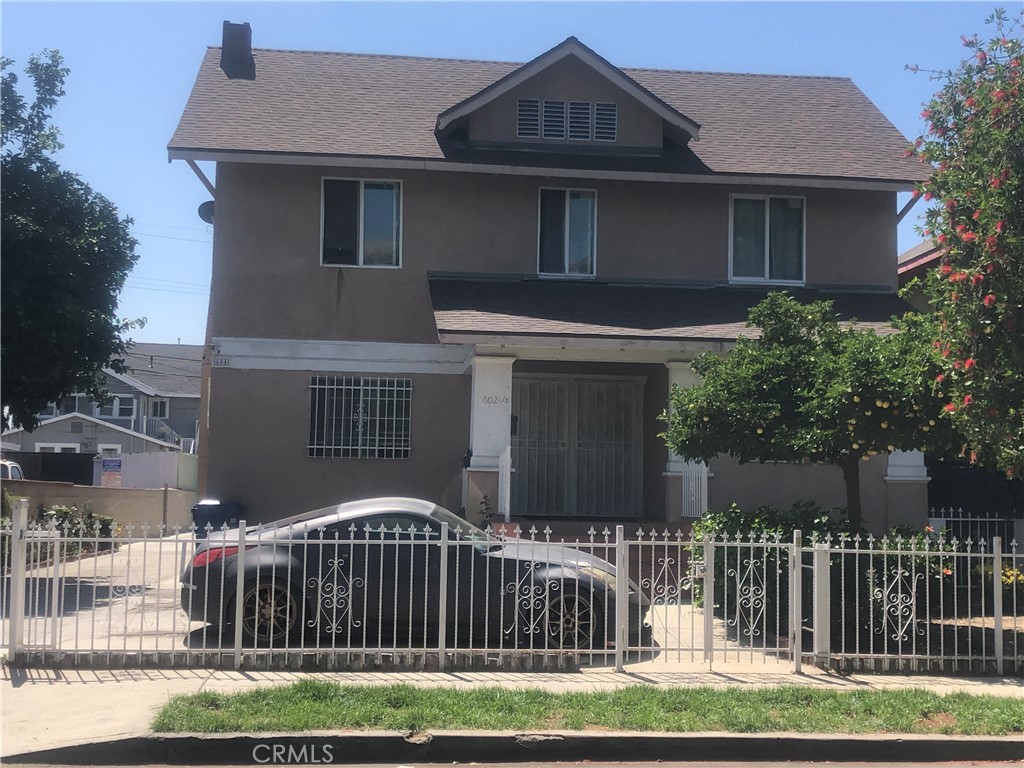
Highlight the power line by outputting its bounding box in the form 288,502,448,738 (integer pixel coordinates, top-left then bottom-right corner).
137,222,211,234
132,231,211,246
131,276,210,289
124,283,209,296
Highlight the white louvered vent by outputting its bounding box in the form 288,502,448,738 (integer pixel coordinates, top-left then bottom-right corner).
517,99,540,138
594,102,617,142
568,101,592,140
542,100,566,140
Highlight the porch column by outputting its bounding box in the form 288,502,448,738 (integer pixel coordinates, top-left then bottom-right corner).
883,450,930,530
663,362,708,522
466,356,515,523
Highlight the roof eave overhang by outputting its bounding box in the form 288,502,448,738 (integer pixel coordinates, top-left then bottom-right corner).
436,330,739,352
434,38,702,141
168,148,921,192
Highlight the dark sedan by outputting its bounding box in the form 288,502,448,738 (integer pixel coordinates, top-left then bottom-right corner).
181,497,650,650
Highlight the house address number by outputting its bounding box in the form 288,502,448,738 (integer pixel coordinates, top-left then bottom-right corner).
212,356,231,367
481,395,510,405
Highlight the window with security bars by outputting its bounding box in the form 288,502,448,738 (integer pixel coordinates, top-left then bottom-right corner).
308,376,413,459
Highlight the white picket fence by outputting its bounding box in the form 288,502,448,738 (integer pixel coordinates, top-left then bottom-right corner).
1,501,1020,674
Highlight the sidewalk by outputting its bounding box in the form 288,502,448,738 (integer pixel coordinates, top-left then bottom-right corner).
3,664,1023,758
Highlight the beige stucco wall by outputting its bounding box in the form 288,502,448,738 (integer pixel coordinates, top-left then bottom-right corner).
209,163,897,344
707,453,928,534
468,54,664,149
4,480,196,529
206,368,470,523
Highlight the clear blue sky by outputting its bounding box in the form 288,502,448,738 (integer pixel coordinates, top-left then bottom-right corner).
1,2,993,345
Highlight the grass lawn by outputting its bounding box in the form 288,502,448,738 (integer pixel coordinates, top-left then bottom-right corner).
152,681,1024,736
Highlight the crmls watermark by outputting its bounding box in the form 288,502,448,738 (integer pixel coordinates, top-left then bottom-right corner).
252,743,335,764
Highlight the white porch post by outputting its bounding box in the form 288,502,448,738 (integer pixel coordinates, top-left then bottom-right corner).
664,362,700,475
883,450,930,531
468,356,515,520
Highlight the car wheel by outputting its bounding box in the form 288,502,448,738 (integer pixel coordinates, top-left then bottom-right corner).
545,590,600,649
239,580,300,645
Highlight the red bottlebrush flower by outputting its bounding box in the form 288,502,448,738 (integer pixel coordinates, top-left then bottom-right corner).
953,360,962,370
956,223,967,233
996,220,1005,233
945,402,957,412
903,148,913,158
921,108,932,119
949,294,959,304
962,232,977,242
994,89,1007,101
937,234,947,244
984,294,997,307
963,395,972,406
973,209,982,220
986,235,999,250
977,51,987,63
964,358,976,370
991,176,1002,189
944,200,956,212
971,273,984,286
935,374,945,383
924,191,933,201
965,96,977,108
939,264,953,275
933,340,941,349
950,272,969,282
912,188,922,198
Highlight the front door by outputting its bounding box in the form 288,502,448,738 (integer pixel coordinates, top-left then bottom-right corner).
511,377,643,518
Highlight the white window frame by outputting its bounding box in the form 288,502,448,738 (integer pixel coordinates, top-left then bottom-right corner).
98,443,122,456
320,178,403,269
728,194,807,286
150,398,169,419
36,443,81,454
96,396,135,420
536,187,598,279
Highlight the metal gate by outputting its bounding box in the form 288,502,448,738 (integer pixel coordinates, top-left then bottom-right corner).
511,377,643,518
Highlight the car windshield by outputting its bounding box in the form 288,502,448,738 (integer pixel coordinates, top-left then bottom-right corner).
429,505,495,546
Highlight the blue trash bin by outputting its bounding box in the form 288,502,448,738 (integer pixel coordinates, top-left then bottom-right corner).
191,499,244,538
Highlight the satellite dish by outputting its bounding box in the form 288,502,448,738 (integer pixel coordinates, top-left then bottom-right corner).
198,200,215,224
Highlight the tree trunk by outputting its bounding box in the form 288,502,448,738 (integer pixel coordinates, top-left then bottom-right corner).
837,456,863,532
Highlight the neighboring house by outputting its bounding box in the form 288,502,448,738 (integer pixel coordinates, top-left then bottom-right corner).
29,342,203,453
2,412,179,455
897,239,941,311
169,25,931,530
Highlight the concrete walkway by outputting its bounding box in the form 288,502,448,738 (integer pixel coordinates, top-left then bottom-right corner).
3,664,1023,758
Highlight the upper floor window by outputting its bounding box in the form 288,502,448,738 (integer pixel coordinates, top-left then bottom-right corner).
730,195,805,283
150,398,169,419
97,396,135,419
517,100,617,143
321,179,401,268
538,188,596,277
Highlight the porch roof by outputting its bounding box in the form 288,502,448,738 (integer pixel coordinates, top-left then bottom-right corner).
428,276,911,343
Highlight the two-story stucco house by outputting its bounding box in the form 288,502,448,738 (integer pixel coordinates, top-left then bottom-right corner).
169,24,931,529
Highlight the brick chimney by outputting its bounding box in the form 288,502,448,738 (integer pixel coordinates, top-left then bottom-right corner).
220,21,255,80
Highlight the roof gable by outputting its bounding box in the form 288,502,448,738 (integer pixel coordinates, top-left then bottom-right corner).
1,412,180,449
436,37,701,143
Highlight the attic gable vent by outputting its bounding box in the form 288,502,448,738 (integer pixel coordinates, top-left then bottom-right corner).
594,102,617,142
542,100,566,140
568,101,592,141
517,99,540,138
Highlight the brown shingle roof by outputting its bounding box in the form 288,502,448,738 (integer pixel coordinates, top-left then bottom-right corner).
170,46,928,183
428,277,911,342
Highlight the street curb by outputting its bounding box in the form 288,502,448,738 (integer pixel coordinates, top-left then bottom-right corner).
5,730,1024,764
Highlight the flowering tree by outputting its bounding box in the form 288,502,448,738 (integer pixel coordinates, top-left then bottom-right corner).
909,9,1023,477
662,295,958,532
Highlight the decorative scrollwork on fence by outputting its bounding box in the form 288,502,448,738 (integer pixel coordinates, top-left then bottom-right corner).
504,561,556,638
640,555,693,627
307,557,364,634
109,583,145,599
726,556,767,638
869,566,925,642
